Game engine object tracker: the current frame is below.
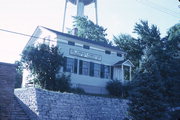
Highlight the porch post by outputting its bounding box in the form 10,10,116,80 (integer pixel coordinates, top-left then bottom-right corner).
130,66,132,81
121,64,124,82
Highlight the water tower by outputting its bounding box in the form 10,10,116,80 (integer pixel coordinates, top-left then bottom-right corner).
62,0,98,32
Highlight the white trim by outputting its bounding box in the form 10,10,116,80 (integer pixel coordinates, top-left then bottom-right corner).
122,60,134,67
130,66,132,81
122,65,124,82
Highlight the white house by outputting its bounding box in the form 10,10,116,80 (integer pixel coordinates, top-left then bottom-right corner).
22,26,134,94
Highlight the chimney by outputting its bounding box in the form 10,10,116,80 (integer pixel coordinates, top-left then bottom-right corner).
72,28,78,36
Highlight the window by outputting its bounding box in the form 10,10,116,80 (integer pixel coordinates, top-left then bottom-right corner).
94,63,101,77
105,50,111,54
68,41,75,46
83,45,90,49
66,58,74,72
64,57,77,73
104,66,110,79
117,53,122,57
80,61,90,75
78,60,112,79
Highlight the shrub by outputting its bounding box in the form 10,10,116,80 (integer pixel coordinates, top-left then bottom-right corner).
21,44,64,90
106,80,123,97
71,87,86,94
54,74,71,92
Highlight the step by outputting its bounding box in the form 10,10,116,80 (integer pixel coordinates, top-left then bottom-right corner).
12,96,31,120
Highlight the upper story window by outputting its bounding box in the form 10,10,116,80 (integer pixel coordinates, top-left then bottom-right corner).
117,53,122,57
105,50,111,54
68,41,75,46
83,45,90,49
93,63,101,77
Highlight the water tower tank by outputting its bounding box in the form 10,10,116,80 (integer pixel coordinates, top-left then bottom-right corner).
62,0,98,32
69,0,95,6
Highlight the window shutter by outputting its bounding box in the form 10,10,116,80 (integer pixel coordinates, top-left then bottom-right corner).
74,59,78,74
79,60,82,74
68,41,75,46
63,57,67,72
111,66,114,80
90,62,94,76
100,64,104,78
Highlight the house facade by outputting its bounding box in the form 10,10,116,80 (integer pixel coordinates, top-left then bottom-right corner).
22,26,134,94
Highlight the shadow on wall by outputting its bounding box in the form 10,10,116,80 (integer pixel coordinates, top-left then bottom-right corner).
0,62,16,120
15,96,39,120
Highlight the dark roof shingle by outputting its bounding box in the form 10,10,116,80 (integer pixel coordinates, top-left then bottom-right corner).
42,26,124,52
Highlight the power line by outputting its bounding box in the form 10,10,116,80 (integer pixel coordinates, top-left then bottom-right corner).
146,0,180,15
0,28,57,43
135,0,180,18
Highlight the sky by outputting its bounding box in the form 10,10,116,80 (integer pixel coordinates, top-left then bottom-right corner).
0,0,179,63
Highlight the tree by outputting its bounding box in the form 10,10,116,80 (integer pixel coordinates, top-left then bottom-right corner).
72,16,109,43
21,44,64,90
114,21,161,69
134,21,161,49
127,22,180,120
128,47,168,120
167,23,180,41
15,61,23,88
160,23,180,119
113,34,143,68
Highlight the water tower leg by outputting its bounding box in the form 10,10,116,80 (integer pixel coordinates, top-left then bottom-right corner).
62,0,68,32
95,0,98,25
77,0,85,17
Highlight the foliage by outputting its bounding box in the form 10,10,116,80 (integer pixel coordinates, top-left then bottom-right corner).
106,80,123,97
128,73,167,120
72,16,109,43
126,22,180,120
167,23,180,41
161,24,180,119
15,61,23,88
114,20,161,68
70,87,86,94
128,48,168,120
106,80,130,98
21,44,64,90
114,34,143,68
54,74,71,92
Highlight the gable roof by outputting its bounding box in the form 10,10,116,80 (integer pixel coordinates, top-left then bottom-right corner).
114,60,134,67
41,26,125,53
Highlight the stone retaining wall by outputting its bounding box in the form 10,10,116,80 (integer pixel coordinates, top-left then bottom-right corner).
15,88,128,120
0,62,16,120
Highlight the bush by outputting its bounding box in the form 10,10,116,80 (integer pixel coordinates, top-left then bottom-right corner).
54,74,71,92
123,82,132,98
106,80,123,97
71,87,86,94
21,44,64,90
106,80,131,98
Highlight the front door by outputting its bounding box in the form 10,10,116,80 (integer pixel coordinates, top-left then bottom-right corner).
113,67,123,81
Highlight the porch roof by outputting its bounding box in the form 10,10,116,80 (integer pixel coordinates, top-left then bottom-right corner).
114,60,134,67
